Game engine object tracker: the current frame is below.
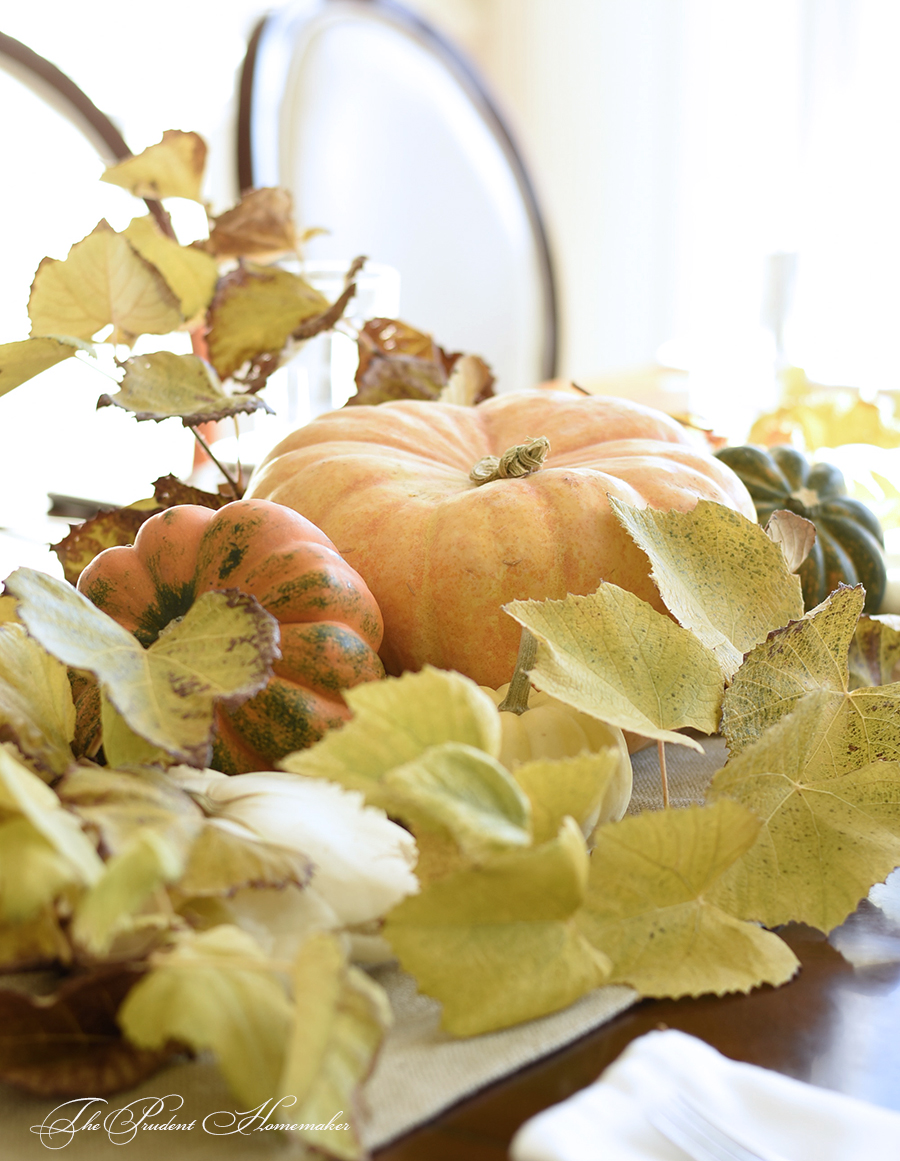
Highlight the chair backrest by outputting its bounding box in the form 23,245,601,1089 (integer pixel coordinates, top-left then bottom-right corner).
237,0,558,393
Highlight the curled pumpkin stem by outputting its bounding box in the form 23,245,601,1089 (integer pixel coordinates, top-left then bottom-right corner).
469,436,550,485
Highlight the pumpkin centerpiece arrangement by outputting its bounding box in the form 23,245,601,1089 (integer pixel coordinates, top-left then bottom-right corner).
715,444,887,613
77,499,385,772
246,389,757,687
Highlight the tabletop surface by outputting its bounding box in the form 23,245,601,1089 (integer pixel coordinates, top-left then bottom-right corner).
375,890,900,1160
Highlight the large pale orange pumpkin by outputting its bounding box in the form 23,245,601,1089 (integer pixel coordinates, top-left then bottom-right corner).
76,499,385,773
246,391,756,688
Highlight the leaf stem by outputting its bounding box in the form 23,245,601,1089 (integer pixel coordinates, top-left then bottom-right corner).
189,426,242,500
658,740,669,808
498,628,537,714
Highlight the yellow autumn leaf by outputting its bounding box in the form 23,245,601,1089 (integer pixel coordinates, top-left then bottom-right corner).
279,933,391,1161
97,351,271,424
709,693,900,931
124,214,218,321
0,336,84,397
100,130,207,202
750,389,900,450
610,497,804,677
6,569,279,767
0,909,71,971
0,623,75,779
28,222,183,345
513,749,625,844
71,825,195,957
0,745,102,886
505,586,723,751
177,822,313,900
576,801,799,997
206,262,330,378
721,585,900,759
0,597,19,624
384,818,610,1036
118,925,293,1108
281,667,501,808
0,817,83,924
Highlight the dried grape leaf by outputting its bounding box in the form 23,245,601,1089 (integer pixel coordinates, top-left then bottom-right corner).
204,188,299,261
100,691,173,767
124,214,218,322
350,317,461,406
118,925,293,1108
0,816,83,923
849,614,900,689
279,933,391,1161
97,351,272,425
101,130,207,202
28,222,183,345
505,586,723,751
764,509,817,574
384,818,611,1036
281,667,501,809
0,909,71,971
72,824,196,956
0,624,75,778
0,597,19,624
722,585,867,755
576,801,799,997
708,693,900,931
0,745,102,888
0,336,84,397
6,570,279,767
750,390,900,450
0,966,176,1096
152,474,227,510
206,263,330,378
439,353,495,405
178,821,313,898
52,501,158,586
610,497,804,677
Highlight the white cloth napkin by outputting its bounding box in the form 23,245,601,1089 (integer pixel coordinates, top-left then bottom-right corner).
510,1028,900,1160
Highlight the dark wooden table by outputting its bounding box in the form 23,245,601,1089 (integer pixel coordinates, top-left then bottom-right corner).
375,895,900,1159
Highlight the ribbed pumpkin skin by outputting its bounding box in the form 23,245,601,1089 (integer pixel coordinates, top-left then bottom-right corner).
246,391,756,688
715,444,886,614
77,500,385,773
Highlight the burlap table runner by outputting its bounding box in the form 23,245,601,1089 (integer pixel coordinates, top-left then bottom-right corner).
1,737,728,1158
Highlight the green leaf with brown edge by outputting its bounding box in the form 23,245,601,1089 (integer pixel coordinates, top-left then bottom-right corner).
118,925,293,1108
505,586,722,751
721,586,890,757
101,130,207,202
708,693,900,931
28,222,183,346
204,187,299,262
0,624,75,778
97,351,273,425
279,932,391,1161
6,569,280,767
384,818,611,1036
610,497,805,678
0,336,85,397
849,613,900,689
53,501,159,586
576,801,799,997
349,316,461,406
206,263,330,378
124,214,218,322
0,966,176,1096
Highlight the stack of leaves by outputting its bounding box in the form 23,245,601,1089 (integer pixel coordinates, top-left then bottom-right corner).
2,494,900,1155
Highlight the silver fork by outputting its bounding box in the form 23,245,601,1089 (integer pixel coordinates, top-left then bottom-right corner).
646,1092,792,1161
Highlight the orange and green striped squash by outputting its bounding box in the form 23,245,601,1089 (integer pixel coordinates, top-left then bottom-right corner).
76,499,385,773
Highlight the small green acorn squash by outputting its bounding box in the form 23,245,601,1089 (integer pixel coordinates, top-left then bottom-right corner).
715,444,886,613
